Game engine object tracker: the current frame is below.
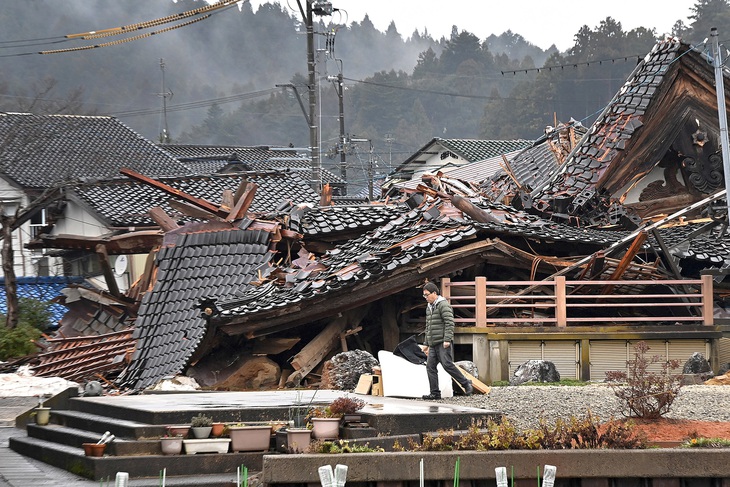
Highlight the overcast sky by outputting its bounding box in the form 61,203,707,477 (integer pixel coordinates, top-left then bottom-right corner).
250,0,696,51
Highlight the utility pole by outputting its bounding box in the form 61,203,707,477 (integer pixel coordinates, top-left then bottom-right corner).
711,27,730,220
296,1,332,194
158,58,173,144
328,71,346,193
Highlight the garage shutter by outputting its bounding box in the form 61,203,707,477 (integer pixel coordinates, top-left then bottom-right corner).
667,339,709,371
718,338,730,366
508,341,542,376
628,340,667,374
508,341,578,379
589,340,628,380
543,341,579,379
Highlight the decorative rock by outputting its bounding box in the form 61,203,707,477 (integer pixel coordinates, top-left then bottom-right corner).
321,350,379,390
455,360,478,378
718,363,730,375
510,360,560,385
682,352,712,374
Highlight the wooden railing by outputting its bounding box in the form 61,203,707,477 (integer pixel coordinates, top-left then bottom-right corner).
440,275,714,327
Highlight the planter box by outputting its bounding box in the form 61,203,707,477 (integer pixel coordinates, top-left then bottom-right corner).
228,425,271,452
311,417,341,440
183,438,230,454
160,437,183,455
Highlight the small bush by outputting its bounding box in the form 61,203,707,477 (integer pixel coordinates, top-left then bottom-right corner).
605,341,683,419
310,439,384,453
190,413,213,427
408,413,645,451
682,437,730,448
0,324,42,361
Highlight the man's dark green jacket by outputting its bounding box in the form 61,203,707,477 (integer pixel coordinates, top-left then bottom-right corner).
425,296,454,346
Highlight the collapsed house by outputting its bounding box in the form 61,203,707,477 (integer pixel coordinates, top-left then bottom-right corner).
15,37,730,391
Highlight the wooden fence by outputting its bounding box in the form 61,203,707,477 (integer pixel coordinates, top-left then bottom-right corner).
440,275,714,327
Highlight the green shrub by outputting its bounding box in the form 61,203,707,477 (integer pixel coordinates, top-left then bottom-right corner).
0,324,42,360
310,439,384,453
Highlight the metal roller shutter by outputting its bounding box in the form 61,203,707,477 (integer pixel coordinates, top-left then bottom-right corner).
589,340,628,380
667,339,709,369
508,341,542,376
628,340,667,374
543,341,579,379
718,338,730,366
508,341,579,379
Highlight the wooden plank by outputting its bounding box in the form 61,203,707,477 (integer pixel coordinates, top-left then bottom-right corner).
354,374,373,394
252,337,300,355
148,206,180,232
226,182,257,221
457,366,491,394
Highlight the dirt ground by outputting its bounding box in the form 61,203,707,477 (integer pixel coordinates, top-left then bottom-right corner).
627,418,730,442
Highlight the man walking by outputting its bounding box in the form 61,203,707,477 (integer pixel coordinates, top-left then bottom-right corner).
421,282,473,400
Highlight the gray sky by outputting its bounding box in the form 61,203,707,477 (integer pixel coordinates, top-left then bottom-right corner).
250,0,695,51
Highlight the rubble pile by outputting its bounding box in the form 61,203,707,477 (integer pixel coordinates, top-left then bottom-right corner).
321,350,378,390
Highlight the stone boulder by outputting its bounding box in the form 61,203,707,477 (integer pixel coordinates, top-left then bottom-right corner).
321,349,379,390
681,352,713,384
455,360,478,378
510,360,560,385
718,363,730,376
682,352,712,374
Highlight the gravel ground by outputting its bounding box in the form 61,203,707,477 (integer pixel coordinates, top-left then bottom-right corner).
438,384,730,430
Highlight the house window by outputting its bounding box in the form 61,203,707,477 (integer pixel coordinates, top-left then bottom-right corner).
29,209,47,240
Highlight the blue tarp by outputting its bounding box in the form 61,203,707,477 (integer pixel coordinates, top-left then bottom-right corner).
0,276,85,325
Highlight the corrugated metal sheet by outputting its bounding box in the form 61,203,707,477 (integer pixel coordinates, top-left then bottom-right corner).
589,340,628,380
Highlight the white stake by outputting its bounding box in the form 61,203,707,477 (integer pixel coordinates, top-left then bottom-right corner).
495,467,508,487
543,465,557,487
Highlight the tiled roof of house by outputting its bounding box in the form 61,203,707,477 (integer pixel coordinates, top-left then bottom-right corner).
0,276,85,325
396,149,524,191
211,198,627,323
438,138,533,163
71,172,319,227
529,39,685,215
160,143,346,186
0,113,190,188
118,228,274,391
289,204,407,237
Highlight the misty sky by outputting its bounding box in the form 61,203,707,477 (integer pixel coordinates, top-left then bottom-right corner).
246,0,695,50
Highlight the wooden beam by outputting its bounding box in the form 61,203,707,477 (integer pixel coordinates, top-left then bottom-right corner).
226,182,257,221
600,231,647,295
168,199,219,220
95,244,121,299
120,167,227,218
148,206,180,232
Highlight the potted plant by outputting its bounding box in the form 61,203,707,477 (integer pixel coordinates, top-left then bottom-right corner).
210,422,226,437
160,434,183,455
190,413,213,439
329,396,366,424
309,396,365,439
227,423,272,452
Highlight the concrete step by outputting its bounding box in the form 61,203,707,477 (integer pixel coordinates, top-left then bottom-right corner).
9,435,267,481
27,423,162,455
50,409,165,439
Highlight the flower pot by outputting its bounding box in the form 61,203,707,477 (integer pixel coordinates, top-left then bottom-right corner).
191,426,212,439
183,438,230,454
228,425,271,452
286,428,311,453
166,425,191,438
211,422,225,438
161,437,183,455
311,417,341,440
34,407,51,426
82,442,107,457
